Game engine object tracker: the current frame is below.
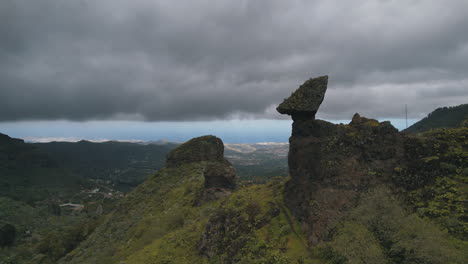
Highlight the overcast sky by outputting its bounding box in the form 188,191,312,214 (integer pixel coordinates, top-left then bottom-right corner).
1,0,467,141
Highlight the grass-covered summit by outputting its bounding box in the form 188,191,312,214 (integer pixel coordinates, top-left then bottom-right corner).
166,135,225,167
405,103,468,133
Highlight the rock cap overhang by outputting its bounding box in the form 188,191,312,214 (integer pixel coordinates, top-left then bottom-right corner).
276,75,328,120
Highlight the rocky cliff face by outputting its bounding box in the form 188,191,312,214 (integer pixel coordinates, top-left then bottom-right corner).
166,135,237,202
278,77,404,244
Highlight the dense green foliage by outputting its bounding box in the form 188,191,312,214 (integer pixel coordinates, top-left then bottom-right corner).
392,127,468,240
405,128,467,239
36,218,101,261
0,134,123,263
33,141,177,190
317,187,467,264
0,133,88,204
0,196,99,264
58,163,315,264
405,104,468,133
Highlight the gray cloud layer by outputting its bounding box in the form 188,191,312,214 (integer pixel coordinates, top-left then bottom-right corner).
1,0,468,121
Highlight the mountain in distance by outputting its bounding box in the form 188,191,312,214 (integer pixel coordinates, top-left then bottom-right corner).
0,133,113,263
0,133,87,203
404,103,468,133
32,140,178,191
34,139,289,188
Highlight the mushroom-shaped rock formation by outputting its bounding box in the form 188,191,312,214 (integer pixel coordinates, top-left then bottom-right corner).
277,76,403,245
276,75,328,120
166,135,237,202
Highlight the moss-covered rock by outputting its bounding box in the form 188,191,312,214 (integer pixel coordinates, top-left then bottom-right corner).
276,76,328,120
166,135,224,168
166,135,238,203
277,76,467,250
285,114,403,244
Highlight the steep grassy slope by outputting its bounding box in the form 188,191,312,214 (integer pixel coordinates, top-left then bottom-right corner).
0,134,125,263
0,196,100,264
317,186,467,264
61,169,314,264
405,104,468,133
60,137,315,264
395,126,468,240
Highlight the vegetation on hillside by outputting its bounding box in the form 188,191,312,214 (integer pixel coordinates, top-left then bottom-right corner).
33,141,177,190
395,127,468,240
405,104,468,133
0,133,88,204
58,124,467,264
318,186,467,264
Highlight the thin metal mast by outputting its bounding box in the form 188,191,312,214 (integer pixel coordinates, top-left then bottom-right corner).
405,104,408,129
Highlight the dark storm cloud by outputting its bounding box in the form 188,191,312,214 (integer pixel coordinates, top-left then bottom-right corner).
1,0,468,121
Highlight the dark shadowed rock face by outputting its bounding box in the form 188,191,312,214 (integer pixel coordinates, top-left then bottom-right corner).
286,117,403,244
276,76,328,120
204,160,237,190
278,77,404,245
165,135,237,202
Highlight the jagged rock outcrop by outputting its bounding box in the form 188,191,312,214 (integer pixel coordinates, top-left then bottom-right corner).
278,76,404,245
166,135,237,202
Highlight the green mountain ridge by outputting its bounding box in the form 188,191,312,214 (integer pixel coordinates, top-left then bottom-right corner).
32,140,178,190
0,133,86,204
405,104,468,133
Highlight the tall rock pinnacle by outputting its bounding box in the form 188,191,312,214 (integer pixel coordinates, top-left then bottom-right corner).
276,75,328,120
277,76,403,245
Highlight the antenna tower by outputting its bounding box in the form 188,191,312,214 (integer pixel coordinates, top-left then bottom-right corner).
405,104,408,129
